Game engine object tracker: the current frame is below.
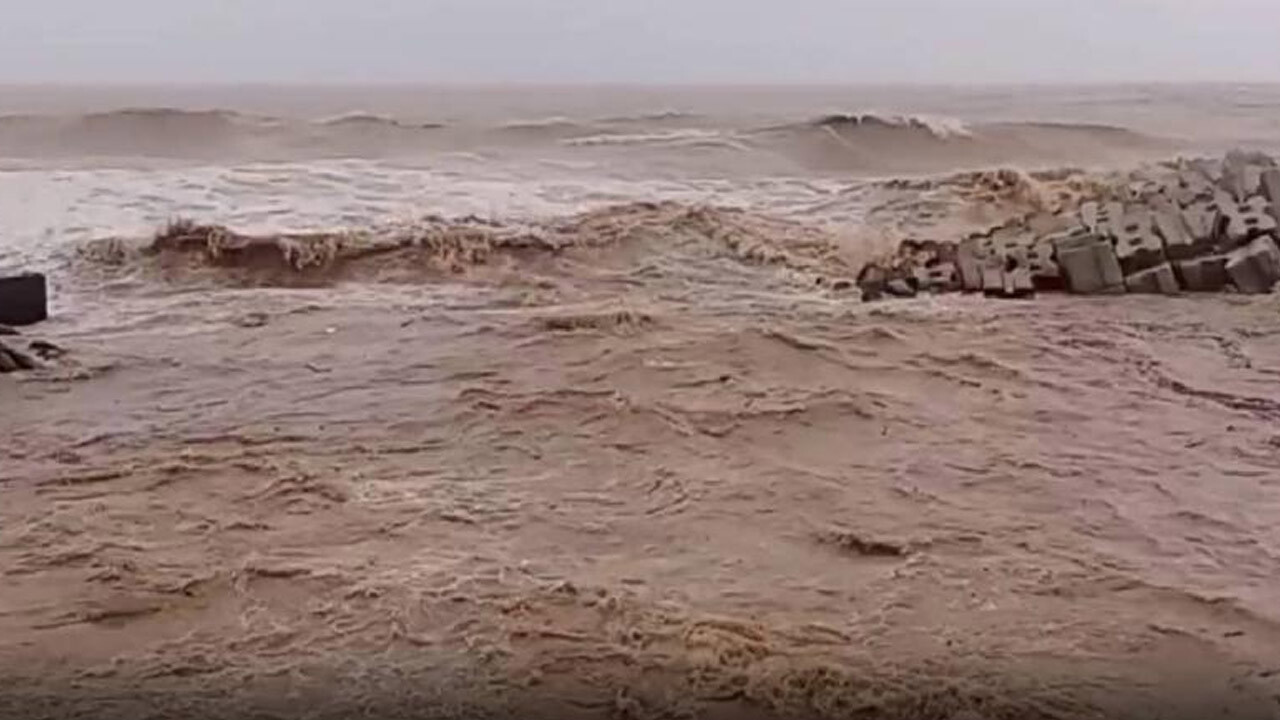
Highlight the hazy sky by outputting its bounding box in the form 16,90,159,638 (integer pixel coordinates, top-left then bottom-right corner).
3,0,1279,84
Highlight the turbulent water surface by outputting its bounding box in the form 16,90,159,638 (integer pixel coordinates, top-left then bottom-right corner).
2,85,1280,719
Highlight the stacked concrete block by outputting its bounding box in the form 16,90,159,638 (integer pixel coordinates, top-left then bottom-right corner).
1025,238,1063,290
1051,230,1125,295
1180,199,1224,253
1079,201,1100,234
1225,236,1280,294
956,238,984,292
1220,196,1278,249
1124,263,1180,294
859,151,1280,304
1167,168,1218,207
1262,169,1280,223
1094,202,1126,240
1173,255,1230,292
980,262,1005,294
1111,207,1168,275
913,262,961,293
1151,203,1198,261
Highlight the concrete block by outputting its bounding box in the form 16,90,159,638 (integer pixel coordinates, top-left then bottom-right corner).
1221,150,1270,201
1094,202,1126,241
1053,232,1125,295
980,263,1005,293
1125,262,1180,295
956,239,984,292
1112,208,1167,274
1004,267,1036,297
1169,169,1217,207
1152,205,1197,261
1180,199,1224,250
1173,255,1229,292
1263,169,1280,203
885,278,918,298
1079,202,1100,234
1221,196,1278,249
1226,236,1280,294
1026,238,1064,290
914,262,960,293
0,273,48,327
856,264,888,301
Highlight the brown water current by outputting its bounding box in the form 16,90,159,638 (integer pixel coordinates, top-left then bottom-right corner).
2,86,1280,719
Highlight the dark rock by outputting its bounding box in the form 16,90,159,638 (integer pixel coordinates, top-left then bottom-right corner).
0,273,48,327
1226,236,1280,294
27,340,68,361
1173,255,1230,292
0,339,39,372
1125,263,1180,295
0,324,17,336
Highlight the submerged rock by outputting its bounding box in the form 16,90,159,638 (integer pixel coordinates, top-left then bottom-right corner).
0,339,40,372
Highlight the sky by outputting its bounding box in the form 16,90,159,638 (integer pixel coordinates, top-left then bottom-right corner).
2,0,1279,84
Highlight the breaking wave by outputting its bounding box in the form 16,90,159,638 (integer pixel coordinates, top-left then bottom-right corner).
0,105,1178,172
73,202,853,289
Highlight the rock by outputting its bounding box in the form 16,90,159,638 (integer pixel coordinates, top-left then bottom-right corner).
0,324,17,336
1125,263,1180,295
0,339,39,372
0,273,48,327
1226,236,1280,294
1112,207,1167,275
1053,231,1125,295
1173,255,1230,292
27,340,68,361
